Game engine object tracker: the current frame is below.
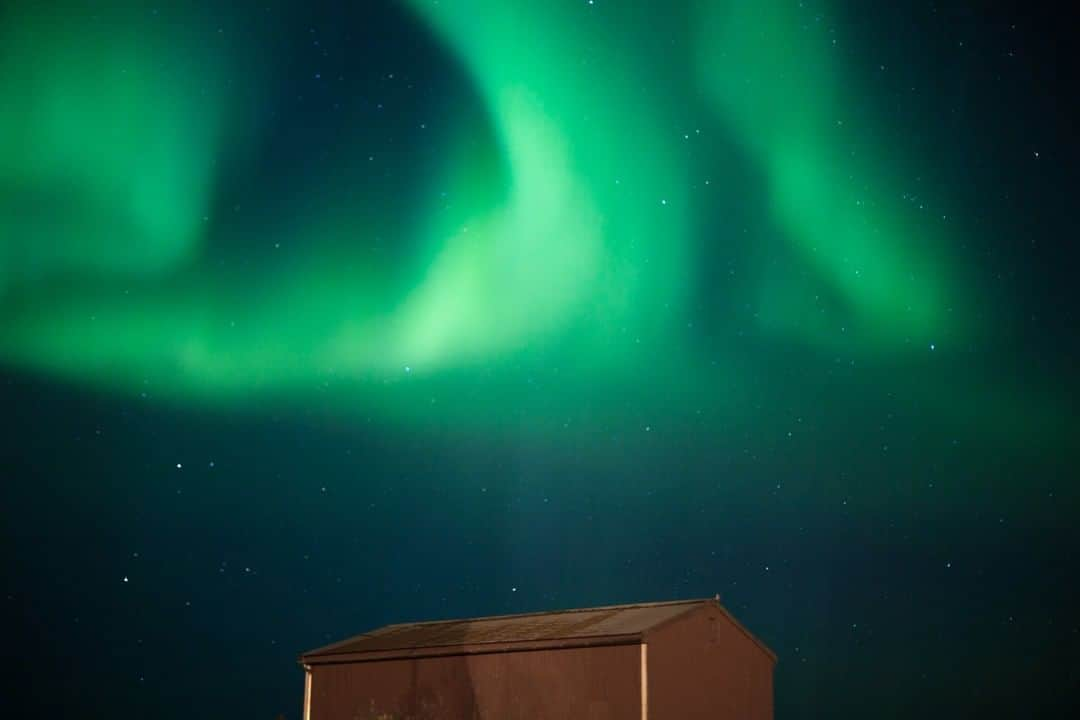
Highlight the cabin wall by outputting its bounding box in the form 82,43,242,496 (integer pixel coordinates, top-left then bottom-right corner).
308,643,641,720
645,606,774,720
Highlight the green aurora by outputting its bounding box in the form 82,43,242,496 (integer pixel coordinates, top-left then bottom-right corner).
0,0,1064,453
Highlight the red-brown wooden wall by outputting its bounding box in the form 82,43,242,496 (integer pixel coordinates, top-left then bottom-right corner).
647,605,774,720
308,643,641,720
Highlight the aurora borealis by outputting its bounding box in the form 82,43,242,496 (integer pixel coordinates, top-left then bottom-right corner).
3,0,1078,717
0,0,979,394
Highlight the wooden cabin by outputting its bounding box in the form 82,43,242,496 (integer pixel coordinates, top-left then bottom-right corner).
300,597,776,720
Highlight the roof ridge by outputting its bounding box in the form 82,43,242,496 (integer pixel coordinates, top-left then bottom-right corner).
301,598,720,661
376,598,711,631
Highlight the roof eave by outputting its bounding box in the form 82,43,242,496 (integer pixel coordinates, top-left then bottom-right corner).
301,632,644,666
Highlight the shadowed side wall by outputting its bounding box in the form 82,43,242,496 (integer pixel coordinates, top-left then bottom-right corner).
309,643,641,720
646,605,774,720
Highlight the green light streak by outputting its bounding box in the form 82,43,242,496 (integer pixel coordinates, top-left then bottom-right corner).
0,4,229,290
695,0,965,347
3,0,1044,450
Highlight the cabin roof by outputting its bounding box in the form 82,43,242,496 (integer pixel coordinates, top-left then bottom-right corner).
301,598,775,665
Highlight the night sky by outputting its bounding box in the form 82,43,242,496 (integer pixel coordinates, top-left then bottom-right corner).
2,0,1078,717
